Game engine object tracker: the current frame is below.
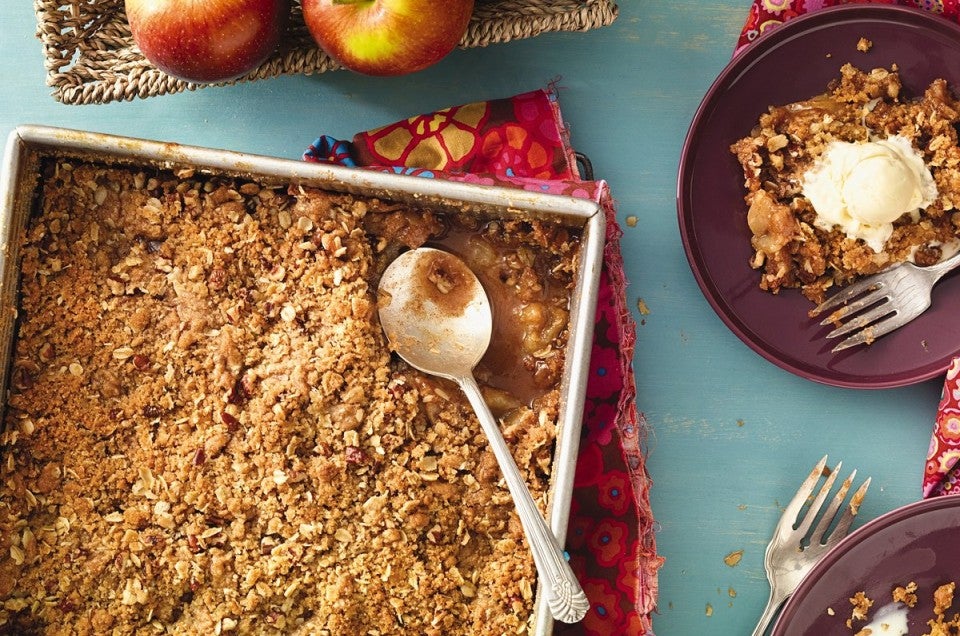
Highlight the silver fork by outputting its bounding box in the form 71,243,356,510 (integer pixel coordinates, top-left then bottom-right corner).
811,250,960,352
751,456,871,636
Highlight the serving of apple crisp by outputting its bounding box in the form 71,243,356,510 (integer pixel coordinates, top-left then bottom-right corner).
0,158,582,635
731,63,960,304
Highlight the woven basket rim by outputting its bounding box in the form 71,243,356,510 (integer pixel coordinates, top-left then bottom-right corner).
34,0,619,105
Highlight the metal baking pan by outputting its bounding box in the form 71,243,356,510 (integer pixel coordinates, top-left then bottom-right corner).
0,124,605,635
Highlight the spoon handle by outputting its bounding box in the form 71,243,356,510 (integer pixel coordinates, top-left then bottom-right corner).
458,374,590,624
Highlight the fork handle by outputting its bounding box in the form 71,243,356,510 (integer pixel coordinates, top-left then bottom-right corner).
751,586,789,636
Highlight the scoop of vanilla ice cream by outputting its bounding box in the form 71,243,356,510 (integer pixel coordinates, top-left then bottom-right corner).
802,136,937,252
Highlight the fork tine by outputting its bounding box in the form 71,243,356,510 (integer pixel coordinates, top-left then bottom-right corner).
818,285,889,326
775,455,828,537
825,302,896,340
794,461,841,538
827,477,871,543
808,469,855,544
829,310,914,352
811,278,885,316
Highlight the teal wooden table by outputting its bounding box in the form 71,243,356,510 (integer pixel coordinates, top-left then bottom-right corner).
0,2,941,634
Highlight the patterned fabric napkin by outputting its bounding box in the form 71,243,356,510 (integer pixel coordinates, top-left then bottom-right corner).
924,360,960,496
303,88,662,635
736,0,960,55
736,1,960,497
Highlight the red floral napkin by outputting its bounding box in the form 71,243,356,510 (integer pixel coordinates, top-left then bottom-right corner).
736,1,960,498
924,360,960,496
736,0,960,55
304,88,662,635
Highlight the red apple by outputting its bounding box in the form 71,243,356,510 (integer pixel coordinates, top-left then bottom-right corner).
301,0,474,76
125,0,290,83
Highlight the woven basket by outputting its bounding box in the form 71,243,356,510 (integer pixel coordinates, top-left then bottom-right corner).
35,0,619,105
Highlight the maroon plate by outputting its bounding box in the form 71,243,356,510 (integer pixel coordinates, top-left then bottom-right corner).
677,5,960,388
771,496,960,635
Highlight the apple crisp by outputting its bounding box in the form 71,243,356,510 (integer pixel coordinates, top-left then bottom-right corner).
731,63,960,303
0,159,581,634
844,582,960,635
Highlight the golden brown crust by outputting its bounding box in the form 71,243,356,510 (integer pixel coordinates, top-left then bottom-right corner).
0,160,579,635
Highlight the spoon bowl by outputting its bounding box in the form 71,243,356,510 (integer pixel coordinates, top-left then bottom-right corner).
377,247,491,378
377,247,589,624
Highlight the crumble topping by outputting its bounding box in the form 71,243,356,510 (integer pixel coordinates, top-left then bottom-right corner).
0,159,580,635
928,582,959,636
893,581,919,609
731,63,960,303
845,582,959,635
848,591,874,628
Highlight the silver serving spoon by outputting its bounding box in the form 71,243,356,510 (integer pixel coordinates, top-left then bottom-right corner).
377,247,589,624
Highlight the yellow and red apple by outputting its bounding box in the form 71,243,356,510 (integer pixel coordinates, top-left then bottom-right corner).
125,0,289,83
301,0,475,76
